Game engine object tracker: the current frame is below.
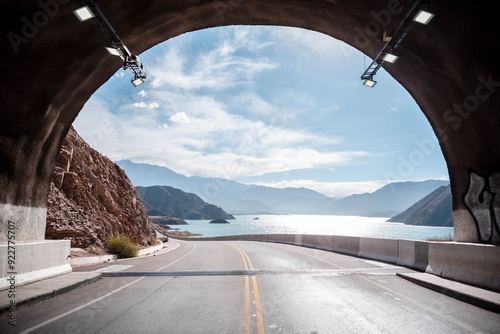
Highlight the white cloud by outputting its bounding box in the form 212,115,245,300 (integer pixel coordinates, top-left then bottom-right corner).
73,26,392,186
269,27,358,63
133,101,148,108
170,112,190,123
133,101,160,109
75,89,367,181
148,32,277,91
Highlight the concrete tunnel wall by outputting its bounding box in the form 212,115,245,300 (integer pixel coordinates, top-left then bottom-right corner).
1,0,500,244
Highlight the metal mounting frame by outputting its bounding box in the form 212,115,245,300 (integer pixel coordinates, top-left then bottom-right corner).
76,0,147,84
361,0,428,84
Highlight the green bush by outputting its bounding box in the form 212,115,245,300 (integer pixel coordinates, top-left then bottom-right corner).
105,235,140,258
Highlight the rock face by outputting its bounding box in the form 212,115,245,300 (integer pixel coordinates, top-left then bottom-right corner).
136,185,235,220
150,216,188,225
209,218,230,224
388,185,453,227
45,127,157,248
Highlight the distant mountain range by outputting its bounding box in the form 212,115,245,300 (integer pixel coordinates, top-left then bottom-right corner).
387,185,452,226
136,185,234,220
310,180,450,217
116,160,450,219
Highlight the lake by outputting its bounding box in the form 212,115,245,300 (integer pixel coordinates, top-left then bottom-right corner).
181,214,454,241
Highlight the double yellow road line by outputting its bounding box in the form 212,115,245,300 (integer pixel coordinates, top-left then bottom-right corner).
228,244,265,334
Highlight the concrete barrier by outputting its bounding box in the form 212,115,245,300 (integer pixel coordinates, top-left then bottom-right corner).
426,242,500,291
317,235,335,252
172,233,500,291
0,240,71,290
397,240,429,271
333,235,360,256
359,237,399,264
301,234,319,249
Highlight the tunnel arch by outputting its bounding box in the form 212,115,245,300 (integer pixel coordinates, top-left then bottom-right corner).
1,0,500,244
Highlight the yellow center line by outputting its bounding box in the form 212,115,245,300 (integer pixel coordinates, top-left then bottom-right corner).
251,275,265,334
244,276,251,334
225,243,266,334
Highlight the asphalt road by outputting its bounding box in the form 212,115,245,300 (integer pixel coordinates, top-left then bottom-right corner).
1,239,500,333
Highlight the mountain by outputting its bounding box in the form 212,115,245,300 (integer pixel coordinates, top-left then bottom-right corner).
387,185,453,226
309,180,450,217
136,185,235,220
226,200,275,215
115,160,449,217
115,160,331,214
46,128,157,249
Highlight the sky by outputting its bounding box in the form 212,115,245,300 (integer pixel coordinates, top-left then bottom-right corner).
73,25,448,198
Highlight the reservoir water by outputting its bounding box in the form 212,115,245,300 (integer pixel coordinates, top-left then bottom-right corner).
181,214,454,241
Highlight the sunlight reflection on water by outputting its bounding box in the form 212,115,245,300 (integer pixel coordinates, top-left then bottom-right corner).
182,215,454,240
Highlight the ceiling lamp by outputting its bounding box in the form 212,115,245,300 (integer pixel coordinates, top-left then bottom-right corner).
73,6,94,21
382,53,398,63
363,78,377,88
131,76,145,87
105,46,122,57
360,1,434,87
74,0,147,87
413,10,434,25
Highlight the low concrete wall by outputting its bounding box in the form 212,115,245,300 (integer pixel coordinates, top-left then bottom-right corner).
178,234,500,291
397,240,429,271
359,237,399,264
0,240,71,290
426,242,500,290
333,236,360,256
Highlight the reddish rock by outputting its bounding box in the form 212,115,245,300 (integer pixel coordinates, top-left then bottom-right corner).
45,127,156,249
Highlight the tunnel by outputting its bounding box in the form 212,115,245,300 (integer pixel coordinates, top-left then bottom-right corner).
1,0,500,255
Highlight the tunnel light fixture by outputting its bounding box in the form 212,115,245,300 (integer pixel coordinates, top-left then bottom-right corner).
413,10,434,25
131,76,145,87
382,53,398,63
105,46,121,57
73,6,94,21
74,0,148,87
363,78,377,88
360,1,434,87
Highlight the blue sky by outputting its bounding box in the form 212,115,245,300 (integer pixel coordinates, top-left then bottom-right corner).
73,26,448,197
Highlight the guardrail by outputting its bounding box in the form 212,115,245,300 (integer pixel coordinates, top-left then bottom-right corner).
173,234,500,292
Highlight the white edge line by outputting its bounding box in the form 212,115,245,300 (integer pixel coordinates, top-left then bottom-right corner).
20,277,145,334
21,243,197,333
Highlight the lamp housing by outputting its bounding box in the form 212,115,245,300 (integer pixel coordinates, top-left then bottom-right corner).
131,76,145,87
413,10,434,25
382,53,398,63
73,6,94,21
363,79,377,88
105,46,121,57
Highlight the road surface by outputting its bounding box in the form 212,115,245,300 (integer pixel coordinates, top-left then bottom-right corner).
1,239,499,333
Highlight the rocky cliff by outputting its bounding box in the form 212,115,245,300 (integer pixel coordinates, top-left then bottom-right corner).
45,127,157,249
136,185,235,220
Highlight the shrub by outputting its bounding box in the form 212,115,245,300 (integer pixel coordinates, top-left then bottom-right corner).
105,235,140,258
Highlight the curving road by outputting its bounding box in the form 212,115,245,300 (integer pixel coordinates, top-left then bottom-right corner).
1,239,499,333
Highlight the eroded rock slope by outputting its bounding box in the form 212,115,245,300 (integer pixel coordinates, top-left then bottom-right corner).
45,127,156,248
